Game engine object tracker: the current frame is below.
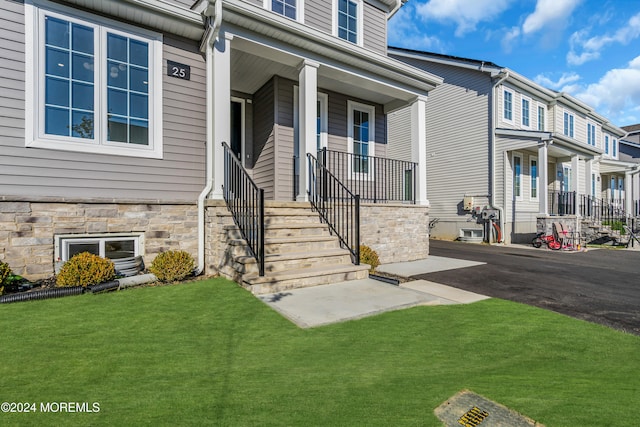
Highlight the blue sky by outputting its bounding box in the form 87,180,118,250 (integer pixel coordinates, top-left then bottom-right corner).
388,0,640,127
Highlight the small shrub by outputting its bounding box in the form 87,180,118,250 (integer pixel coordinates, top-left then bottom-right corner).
149,250,195,283
0,261,12,295
359,245,380,273
56,252,115,288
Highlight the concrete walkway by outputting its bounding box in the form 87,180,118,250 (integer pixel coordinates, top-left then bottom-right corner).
258,256,489,328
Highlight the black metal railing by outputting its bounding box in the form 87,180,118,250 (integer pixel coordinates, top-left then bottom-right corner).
318,148,417,204
307,153,360,264
549,190,576,215
222,142,265,276
579,195,627,224
292,155,299,201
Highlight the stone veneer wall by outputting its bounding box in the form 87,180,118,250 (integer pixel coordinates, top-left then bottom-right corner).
360,203,430,263
204,200,236,276
0,199,198,281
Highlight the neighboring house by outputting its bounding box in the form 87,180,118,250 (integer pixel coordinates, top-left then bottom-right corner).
388,48,630,244
0,0,441,290
620,124,640,217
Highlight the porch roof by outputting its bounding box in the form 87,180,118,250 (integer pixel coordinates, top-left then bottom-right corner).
219,0,443,111
64,0,204,40
495,128,602,159
599,159,640,174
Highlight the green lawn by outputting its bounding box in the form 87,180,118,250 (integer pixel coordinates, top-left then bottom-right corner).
0,278,638,426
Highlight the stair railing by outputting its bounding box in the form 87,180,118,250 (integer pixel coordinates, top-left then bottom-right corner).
307,153,360,264
222,142,265,276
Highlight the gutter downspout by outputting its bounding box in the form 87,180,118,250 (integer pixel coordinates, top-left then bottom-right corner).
196,0,222,275
490,70,509,243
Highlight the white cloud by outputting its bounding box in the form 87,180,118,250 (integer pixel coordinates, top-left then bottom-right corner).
568,12,640,66
568,56,640,124
534,72,581,90
416,0,512,37
522,0,582,35
388,4,446,51
501,27,521,53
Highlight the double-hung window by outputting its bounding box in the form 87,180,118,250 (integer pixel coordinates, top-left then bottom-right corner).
337,0,360,44
530,157,538,200
503,89,513,122
513,153,522,200
26,1,163,158
613,139,618,157
587,123,596,146
269,0,299,20
563,112,574,138
521,97,530,128
348,101,374,177
537,106,545,131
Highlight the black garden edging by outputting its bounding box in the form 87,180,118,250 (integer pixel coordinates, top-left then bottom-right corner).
0,286,85,304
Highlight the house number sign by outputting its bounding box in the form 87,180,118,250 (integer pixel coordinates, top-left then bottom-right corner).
167,60,190,80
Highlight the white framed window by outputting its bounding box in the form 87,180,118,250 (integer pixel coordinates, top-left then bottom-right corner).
265,0,303,21
613,138,618,158
563,165,572,192
513,152,522,201
610,176,616,200
587,122,596,146
604,134,610,155
55,233,143,262
530,156,538,200
591,173,596,197
563,111,574,138
503,89,513,123
537,105,545,131
334,0,362,45
25,0,163,158
521,96,530,128
347,101,375,178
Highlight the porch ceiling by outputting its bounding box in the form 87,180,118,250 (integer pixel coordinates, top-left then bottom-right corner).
230,36,419,109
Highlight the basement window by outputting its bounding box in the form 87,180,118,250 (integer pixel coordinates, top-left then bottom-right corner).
55,233,143,262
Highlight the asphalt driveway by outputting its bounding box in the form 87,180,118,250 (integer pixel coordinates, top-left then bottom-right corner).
415,239,640,335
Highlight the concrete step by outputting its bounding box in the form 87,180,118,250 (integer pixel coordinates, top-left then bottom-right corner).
242,263,370,295
234,248,353,275
265,223,329,238
264,236,341,254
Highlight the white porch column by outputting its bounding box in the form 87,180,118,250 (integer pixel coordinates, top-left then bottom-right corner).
570,155,579,193
210,32,232,199
411,97,428,205
538,142,549,215
625,170,633,216
297,60,319,201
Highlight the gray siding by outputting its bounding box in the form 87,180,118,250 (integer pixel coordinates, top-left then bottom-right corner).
363,3,387,55
305,0,332,33
274,78,295,200
386,107,412,162
251,78,276,200
0,2,206,202
390,57,492,220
